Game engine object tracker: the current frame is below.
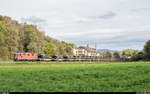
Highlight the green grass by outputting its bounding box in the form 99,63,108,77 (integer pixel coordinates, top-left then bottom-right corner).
0,62,150,92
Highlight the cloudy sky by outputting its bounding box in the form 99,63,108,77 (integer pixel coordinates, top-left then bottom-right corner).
0,0,150,50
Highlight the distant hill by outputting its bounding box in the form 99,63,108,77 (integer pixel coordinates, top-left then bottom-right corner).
97,49,143,53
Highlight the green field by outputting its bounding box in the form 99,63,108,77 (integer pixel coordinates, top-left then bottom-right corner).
0,62,150,92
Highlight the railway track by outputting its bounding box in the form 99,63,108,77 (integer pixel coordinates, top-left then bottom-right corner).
13,58,124,62
0,58,128,63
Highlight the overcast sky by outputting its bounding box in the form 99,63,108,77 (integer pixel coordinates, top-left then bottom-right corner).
0,0,150,50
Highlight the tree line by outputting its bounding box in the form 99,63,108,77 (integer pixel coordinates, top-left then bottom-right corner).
0,15,76,60
99,40,150,61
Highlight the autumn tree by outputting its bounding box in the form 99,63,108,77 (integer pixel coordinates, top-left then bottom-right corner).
131,50,139,61
65,45,73,56
43,42,58,58
102,52,113,58
0,21,9,60
122,49,133,57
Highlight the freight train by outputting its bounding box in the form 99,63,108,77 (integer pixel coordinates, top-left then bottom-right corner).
14,52,126,62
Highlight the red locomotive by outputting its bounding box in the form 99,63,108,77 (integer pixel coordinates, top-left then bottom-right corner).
14,53,38,61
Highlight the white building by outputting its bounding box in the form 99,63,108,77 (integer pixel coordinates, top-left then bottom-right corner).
73,46,100,57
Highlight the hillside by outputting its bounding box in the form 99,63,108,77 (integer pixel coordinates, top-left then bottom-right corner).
0,15,76,60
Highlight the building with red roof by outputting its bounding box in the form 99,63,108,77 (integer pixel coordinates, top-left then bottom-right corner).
73,45,100,57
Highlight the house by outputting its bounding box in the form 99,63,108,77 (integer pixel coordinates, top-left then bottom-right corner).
73,46,100,57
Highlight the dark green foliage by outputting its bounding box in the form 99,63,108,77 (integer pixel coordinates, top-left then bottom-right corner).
144,40,150,60
113,52,121,58
131,50,144,61
137,52,144,60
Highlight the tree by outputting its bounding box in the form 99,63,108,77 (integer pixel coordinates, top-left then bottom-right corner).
23,24,48,53
103,52,112,58
0,21,9,59
27,42,38,53
43,42,58,58
131,50,140,61
0,47,9,60
0,21,8,46
143,40,150,60
69,43,77,49
0,21,8,32
113,52,121,58
137,52,144,60
0,32,5,46
58,47,66,56
122,49,133,57
65,45,73,56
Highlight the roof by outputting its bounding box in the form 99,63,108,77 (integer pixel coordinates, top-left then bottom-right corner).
78,46,97,53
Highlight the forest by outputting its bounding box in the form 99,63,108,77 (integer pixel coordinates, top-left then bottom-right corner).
0,15,76,60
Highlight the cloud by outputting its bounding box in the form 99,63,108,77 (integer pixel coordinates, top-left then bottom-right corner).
21,16,47,24
54,28,150,50
1,0,150,50
21,16,48,31
89,11,116,20
132,8,150,12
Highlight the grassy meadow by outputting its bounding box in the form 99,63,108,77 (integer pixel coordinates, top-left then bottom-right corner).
0,62,150,92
